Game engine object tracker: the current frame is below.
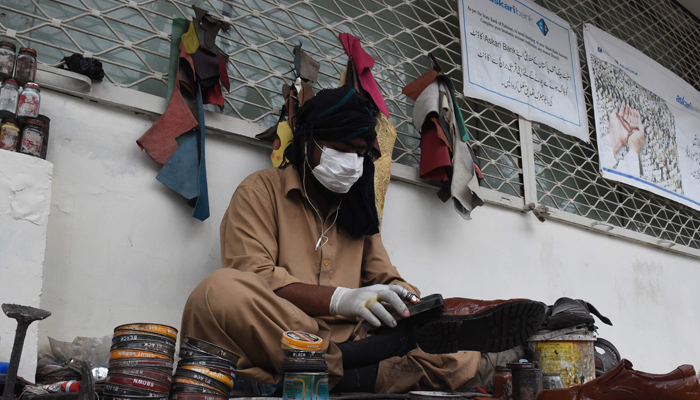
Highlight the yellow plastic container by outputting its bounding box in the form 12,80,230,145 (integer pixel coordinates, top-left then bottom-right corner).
527,327,595,388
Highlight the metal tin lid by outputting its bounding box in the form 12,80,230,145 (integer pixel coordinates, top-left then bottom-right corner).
408,391,464,399
527,326,596,342
0,41,16,51
506,362,537,370
281,331,323,351
19,47,37,56
24,82,40,91
25,119,45,129
1,117,18,125
183,337,240,364
2,78,18,86
115,323,178,341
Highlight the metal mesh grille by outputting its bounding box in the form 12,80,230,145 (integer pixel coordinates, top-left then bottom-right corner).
533,0,700,249
3,0,699,248
0,0,523,196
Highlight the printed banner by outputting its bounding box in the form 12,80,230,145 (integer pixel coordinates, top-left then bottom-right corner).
458,0,588,141
584,24,700,211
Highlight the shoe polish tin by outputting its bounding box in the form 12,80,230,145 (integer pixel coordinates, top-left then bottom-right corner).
507,363,542,400
282,372,328,400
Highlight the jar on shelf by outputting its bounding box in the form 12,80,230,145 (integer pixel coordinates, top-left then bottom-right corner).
0,78,19,118
17,82,40,120
0,117,20,151
0,41,16,79
18,118,45,157
38,114,50,160
15,47,37,84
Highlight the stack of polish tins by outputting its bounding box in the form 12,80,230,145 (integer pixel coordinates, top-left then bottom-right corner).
105,323,178,400
280,331,329,400
171,337,239,400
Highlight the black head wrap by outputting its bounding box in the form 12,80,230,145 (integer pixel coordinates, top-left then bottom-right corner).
281,85,380,238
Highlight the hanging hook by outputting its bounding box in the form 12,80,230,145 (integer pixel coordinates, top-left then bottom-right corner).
428,52,443,73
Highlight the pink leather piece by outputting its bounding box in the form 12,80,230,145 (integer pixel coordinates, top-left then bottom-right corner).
339,33,390,118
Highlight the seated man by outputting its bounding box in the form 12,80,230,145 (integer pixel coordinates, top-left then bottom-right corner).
181,86,544,393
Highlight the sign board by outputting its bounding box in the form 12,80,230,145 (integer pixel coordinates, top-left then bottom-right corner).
584,24,700,211
458,0,588,142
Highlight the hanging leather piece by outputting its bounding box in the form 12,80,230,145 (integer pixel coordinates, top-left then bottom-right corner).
373,113,397,226
339,33,390,117
136,61,198,165
293,43,320,83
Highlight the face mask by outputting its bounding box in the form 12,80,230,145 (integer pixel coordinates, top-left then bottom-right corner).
308,142,364,194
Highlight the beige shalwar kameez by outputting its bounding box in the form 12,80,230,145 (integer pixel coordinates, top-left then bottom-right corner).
181,166,479,392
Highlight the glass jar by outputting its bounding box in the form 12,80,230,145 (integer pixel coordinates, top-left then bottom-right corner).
0,41,16,79
0,78,19,118
15,47,37,84
38,114,50,160
18,118,45,157
0,117,20,151
494,366,513,400
17,82,40,120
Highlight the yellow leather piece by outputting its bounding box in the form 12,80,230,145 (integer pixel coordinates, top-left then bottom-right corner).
270,120,293,168
374,113,397,228
181,22,200,55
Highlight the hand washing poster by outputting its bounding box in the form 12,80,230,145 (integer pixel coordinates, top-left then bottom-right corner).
584,24,700,211
458,0,588,142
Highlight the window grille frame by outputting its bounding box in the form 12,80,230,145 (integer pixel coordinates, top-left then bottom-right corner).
3,0,700,260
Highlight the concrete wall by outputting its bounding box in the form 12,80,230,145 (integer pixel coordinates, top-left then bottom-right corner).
0,151,53,381
37,89,700,376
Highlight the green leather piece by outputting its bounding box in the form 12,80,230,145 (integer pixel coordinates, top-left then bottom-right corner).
166,18,189,103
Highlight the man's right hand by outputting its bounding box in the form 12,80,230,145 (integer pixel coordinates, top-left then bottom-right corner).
329,284,416,328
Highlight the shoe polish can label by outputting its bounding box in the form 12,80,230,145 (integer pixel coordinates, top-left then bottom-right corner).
283,373,328,400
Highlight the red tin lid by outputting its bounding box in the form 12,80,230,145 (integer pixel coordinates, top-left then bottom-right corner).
19,47,37,56
0,41,16,51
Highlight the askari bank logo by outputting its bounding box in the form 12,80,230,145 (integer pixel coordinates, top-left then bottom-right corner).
677,96,699,114
537,18,549,36
489,0,534,23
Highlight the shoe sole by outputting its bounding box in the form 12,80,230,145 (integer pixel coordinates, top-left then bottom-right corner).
416,300,546,354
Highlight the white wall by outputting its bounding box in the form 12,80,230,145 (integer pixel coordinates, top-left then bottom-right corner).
38,89,699,376
0,151,53,381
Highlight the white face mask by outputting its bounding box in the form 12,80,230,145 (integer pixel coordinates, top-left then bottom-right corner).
308,142,364,194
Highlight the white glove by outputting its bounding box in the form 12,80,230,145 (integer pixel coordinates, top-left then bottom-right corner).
329,284,415,328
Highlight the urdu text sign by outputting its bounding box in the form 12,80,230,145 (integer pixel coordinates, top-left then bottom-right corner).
458,0,588,142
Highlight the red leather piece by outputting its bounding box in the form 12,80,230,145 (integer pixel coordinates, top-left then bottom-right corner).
419,116,451,181
180,42,195,82
202,81,224,111
402,70,438,101
218,53,230,92
443,297,529,316
136,87,198,165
